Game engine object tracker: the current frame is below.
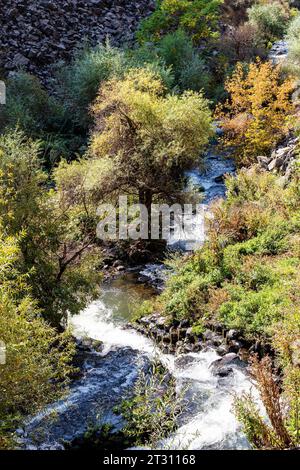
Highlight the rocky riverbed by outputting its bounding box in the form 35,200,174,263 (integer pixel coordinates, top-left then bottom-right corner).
134,312,270,363
257,134,299,184
17,345,151,450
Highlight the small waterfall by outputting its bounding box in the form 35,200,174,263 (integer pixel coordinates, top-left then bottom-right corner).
161,351,257,450
167,150,235,252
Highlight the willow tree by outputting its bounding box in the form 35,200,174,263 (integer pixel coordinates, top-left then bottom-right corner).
90,68,213,214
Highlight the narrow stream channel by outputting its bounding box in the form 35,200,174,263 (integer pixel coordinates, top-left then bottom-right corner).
19,149,259,450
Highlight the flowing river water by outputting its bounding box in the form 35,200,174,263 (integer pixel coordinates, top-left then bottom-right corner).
17,148,263,451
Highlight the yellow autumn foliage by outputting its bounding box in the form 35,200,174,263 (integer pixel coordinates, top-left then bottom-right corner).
216,60,296,165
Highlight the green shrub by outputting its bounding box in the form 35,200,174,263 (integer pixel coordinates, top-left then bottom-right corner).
0,131,102,327
0,72,62,134
179,54,212,92
218,285,290,337
137,0,223,44
0,72,86,165
157,30,194,78
126,45,175,90
56,43,127,130
145,162,300,341
287,12,300,40
247,2,291,43
0,226,75,448
129,30,212,94
157,30,212,92
58,42,176,130
119,362,183,447
286,14,300,76
132,300,155,321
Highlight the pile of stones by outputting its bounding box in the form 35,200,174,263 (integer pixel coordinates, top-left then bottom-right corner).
0,0,155,81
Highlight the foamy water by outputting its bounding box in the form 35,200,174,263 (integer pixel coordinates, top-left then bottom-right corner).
162,351,257,450
69,300,258,450
68,151,255,450
70,300,154,355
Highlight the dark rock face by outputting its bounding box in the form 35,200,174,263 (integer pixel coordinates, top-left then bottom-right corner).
135,313,230,356
0,0,155,81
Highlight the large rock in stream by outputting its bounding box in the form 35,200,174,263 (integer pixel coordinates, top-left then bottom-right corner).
17,347,151,450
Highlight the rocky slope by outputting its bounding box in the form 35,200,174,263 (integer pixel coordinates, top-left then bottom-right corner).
257,134,299,183
0,0,155,80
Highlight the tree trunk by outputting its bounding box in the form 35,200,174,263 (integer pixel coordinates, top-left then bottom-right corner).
139,188,152,239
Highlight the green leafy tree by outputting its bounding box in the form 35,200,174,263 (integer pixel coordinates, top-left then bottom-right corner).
156,30,212,92
0,72,78,166
247,1,292,44
0,131,102,327
56,43,127,130
89,68,213,213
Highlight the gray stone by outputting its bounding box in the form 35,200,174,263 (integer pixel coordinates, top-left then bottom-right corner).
228,340,243,353
268,158,279,171
213,366,233,377
203,329,214,341
214,174,225,184
216,345,228,356
226,329,239,341
19,347,151,449
12,53,30,67
210,352,246,375
162,334,171,344
257,155,271,169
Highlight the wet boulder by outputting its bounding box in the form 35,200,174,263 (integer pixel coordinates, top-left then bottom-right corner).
228,340,244,353
19,347,151,450
216,345,228,357
214,174,225,184
226,329,239,341
210,353,246,376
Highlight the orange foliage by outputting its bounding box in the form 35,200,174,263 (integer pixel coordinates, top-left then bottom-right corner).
216,60,295,165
